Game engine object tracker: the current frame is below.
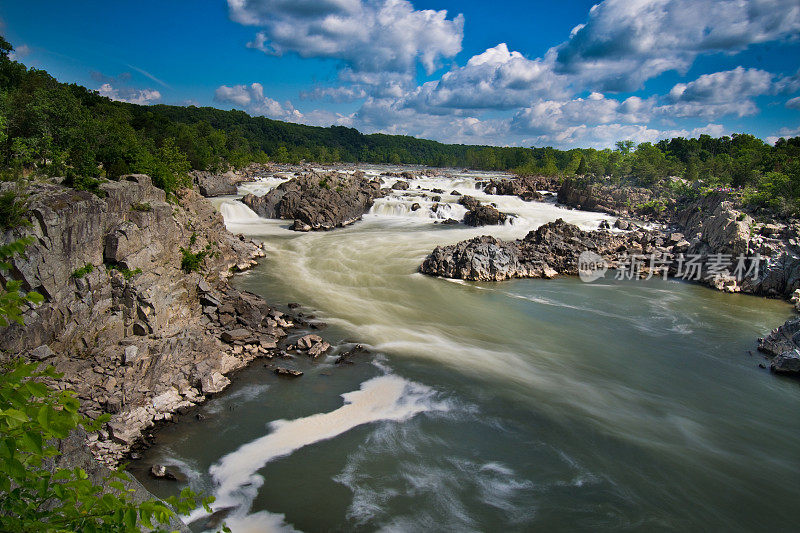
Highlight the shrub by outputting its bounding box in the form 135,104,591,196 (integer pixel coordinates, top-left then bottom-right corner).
0,190,29,230
130,202,151,212
71,263,94,279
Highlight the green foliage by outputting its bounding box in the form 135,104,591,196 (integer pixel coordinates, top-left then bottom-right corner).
0,237,43,327
0,360,214,532
1,35,800,216
635,199,667,215
318,177,330,189
104,263,142,280
130,202,151,212
71,263,94,279
0,189,28,229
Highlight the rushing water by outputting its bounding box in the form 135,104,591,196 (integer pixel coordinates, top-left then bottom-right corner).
136,166,800,532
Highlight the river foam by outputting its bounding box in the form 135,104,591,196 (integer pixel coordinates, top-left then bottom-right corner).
187,373,448,529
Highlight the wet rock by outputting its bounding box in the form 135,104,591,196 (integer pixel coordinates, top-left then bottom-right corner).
391,180,410,190
307,341,331,358
335,344,370,365
458,195,480,211
297,334,323,350
464,205,507,227
771,351,800,375
149,464,178,481
241,171,383,231
411,203,421,211
288,302,301,309
273,367,303,377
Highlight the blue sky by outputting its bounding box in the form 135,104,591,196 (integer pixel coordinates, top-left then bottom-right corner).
3,0,800,148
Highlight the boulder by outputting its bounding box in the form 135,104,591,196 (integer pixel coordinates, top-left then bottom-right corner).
191,171,237,197
391,181,410,190
201,372,231,394
273,367,303,377
241,172,383,231
464,205,507,227
771,351,800,376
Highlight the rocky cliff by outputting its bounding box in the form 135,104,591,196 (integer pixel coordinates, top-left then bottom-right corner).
0,174,299,466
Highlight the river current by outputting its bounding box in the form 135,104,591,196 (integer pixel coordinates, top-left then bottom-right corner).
136,166,800,532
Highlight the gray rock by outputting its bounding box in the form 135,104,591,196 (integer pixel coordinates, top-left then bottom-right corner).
771,350,800,375
29,345,55,361
274,367,303,377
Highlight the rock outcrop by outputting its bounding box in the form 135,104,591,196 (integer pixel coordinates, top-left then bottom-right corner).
191,170,239,197
241,171,383,231
421,219,626,281
758,317,800,376
464,205,507,226
558,177,664,217
0,174,297,466
482,176,553,201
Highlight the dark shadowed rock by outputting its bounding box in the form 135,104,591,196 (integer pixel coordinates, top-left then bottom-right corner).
458,195,480,211
391,180,410,190
464,205,507,227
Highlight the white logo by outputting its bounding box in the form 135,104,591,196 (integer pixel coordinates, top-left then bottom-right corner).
578,251,608,283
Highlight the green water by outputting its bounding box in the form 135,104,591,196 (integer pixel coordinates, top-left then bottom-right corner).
135,170,800,532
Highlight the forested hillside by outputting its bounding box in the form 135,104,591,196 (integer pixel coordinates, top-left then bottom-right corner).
1,35,799,213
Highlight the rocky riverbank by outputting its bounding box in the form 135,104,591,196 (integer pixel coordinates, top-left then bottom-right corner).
421,174,800,377
0,171,340,467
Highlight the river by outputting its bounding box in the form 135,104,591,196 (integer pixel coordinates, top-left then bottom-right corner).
135,166,800,532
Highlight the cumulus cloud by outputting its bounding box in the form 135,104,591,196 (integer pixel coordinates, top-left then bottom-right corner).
353,97,509,144
214,82,354,126
511,92,655,135
401,43,567,112
8,43,30,60
228,0,463,77
659,67,774,118
214,83,302,121
766,126,800,144
519,122,726,149
97,83,161,105
553,0,800,91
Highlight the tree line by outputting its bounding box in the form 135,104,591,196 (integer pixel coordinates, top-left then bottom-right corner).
1,35,799,213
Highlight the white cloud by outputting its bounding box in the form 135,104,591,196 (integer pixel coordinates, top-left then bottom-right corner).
401,43,567,112
766,126,800,144
228,0,463,76
8,43,30,60
354,97,508,144
520,123,726,150
660,67,774,118
511,93,655,135
214,82,354,127
97,83,161,105
787,96,800,109
214,83,302,121
553,0,800,91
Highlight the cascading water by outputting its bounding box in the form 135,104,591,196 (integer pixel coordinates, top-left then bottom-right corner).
136,165,800,533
